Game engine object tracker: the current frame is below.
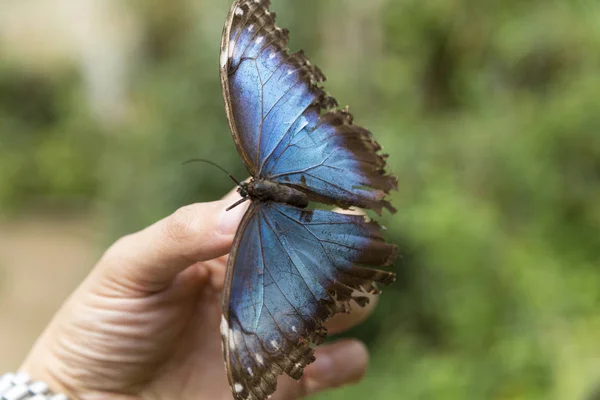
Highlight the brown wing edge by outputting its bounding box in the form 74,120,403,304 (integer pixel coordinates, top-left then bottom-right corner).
220,202,259,399
220,1,397,215
221,204,398,400
219,0,276,176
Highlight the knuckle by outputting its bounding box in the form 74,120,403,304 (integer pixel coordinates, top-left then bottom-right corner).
164,204,203,244
98,234,133,267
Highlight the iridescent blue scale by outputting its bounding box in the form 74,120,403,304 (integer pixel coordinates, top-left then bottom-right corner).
218,1,398,399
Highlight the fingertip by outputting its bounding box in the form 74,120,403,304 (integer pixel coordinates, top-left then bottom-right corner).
218,198,249,235
163,202,223,243
99,199,244,292
153,200,240,260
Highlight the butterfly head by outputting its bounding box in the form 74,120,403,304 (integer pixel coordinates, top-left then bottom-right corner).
237,182,249,198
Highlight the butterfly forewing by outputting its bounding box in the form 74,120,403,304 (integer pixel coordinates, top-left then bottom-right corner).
220,0,397,214
220,0,298,175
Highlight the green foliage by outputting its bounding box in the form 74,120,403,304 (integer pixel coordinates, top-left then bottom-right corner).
1,0,599,398
0,67,104,214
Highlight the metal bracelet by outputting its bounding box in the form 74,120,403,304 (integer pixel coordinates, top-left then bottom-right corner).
0,373,69,400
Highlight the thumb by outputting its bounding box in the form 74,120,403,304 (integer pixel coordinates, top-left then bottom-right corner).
98,192,248,292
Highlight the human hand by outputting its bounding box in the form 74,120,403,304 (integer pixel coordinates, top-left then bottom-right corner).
20,189,377,400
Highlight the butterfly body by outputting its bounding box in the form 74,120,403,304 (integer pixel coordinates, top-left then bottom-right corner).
239,179,309,209
218,1,398,399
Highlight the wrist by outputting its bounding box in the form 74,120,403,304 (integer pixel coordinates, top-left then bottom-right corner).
0,372,69,400
19,350,75,400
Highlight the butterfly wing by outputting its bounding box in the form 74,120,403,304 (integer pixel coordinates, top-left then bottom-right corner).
220,0,397,213
221,202,396,400
220,0,289,175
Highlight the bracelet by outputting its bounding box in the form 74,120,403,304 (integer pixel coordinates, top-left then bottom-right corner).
0,373,69,400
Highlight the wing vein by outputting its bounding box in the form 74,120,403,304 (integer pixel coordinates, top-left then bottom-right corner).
270,206,342,278
267,148,342,179
256,59,265,168
262,208,327,304
257,109,306,176
258,209,312,328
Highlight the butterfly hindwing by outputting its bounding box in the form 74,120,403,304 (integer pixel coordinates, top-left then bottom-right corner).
221,202,396,400
220,0,397,214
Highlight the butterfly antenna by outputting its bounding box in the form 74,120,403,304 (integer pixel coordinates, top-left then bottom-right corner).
226,197,249,211
182,158,241,186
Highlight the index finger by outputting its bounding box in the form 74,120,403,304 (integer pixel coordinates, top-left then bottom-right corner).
97,185,248,293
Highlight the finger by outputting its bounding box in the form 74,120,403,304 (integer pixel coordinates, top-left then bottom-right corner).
301,339,369,397
184,252,230,292
326,292,379,334
185,184,246,290
99,195,248,292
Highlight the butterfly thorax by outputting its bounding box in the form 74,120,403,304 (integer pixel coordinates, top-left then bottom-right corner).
240,179,309,208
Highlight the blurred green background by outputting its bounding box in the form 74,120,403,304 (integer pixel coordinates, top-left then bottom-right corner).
1,0,599,399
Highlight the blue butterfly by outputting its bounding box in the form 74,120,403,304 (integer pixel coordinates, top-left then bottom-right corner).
218,1,398,399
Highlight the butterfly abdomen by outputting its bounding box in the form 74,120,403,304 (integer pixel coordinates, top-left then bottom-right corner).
245,179,309,208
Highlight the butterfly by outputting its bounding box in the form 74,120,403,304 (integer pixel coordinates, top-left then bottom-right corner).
218,1,398,399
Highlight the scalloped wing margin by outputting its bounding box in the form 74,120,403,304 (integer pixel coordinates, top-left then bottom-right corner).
221,203,397,400
219,0,397,214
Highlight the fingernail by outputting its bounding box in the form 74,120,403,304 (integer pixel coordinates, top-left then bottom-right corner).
218,200,248,235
